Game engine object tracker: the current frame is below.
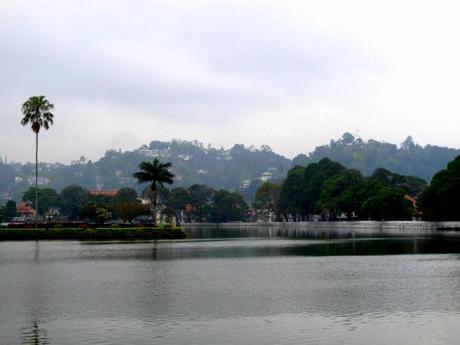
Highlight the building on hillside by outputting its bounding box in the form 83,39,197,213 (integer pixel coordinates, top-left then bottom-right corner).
89,190,118,197
241,180,252,189
27,176,50,186
260,172,272,182
177,154,192,161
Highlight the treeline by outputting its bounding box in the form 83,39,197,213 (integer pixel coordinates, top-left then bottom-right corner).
253,158,427,221
0,184,251,224
293,133,460,182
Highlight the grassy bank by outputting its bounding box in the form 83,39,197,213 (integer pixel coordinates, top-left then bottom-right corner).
0,227,185,241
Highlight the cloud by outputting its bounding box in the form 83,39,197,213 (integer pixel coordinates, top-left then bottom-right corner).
3,0,458,163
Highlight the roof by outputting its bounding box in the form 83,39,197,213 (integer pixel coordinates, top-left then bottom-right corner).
16,202,36,215
89,190,118,197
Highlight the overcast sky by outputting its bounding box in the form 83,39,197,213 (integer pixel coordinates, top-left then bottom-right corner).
1,0,460,163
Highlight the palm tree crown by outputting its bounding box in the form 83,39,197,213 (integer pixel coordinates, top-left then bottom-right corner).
133,158,174,224
21,95,54,133
133,158,174,191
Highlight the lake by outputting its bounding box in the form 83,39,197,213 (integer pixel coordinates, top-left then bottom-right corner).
1,226,460,344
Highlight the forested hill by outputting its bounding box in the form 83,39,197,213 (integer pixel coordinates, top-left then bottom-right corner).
293,133,460,182
1,135,459,202
0,140,291,201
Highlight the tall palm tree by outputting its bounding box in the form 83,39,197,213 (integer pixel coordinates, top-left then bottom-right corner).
133,157,174,224
20,96,54,227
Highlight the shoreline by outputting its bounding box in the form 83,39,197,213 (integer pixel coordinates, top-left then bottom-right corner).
0,227,185,241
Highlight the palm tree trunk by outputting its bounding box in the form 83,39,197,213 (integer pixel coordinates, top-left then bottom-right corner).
152,186,157,225
35,131,38,228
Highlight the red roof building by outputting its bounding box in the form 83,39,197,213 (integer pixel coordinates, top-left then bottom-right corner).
89,190,118,197
16,202,36,216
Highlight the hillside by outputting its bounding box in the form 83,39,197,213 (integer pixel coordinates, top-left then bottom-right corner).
0,140,291,201
1,134,459,202
293,133,460,182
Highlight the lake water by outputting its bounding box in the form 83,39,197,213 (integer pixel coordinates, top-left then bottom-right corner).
1,228,460,344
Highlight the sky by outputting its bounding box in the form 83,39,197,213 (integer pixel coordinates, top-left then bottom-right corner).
1,0,460,163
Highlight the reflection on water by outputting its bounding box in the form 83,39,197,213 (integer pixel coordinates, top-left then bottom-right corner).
21,321,49,345
1,229,460,345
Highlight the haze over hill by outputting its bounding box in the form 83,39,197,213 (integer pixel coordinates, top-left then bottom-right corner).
1,133,459,203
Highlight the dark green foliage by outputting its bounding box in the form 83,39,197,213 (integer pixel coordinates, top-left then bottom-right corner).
79,201,112,223
419,156,460,220
371,168,426,196
208,190,249,222
278,158,419,221
278,166,307,221
187,184,214,222
60,185,90,220
362,186,414,220
20,96,54,133
253,182,281,220
293,134,460,182
22,188,60,215
162,187,189,222
113,187,138,204
316,169,364,219
134,158,174,224
113,202,150,224
3,200,17,221
133,158,174,191
303,158,347,216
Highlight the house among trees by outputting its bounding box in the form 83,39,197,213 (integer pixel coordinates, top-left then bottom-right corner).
16,202,36,221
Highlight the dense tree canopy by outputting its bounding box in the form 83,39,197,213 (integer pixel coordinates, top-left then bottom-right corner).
60,185,89,220
271,158,420,221
208,190,249,223
23,188,60,215
419,156,460,221
253,182,281,221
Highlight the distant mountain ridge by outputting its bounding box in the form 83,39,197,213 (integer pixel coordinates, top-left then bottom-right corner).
0,134,459,202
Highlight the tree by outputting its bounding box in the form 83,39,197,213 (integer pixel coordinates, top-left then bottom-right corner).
20,95,55,227
209,190,249,223
253,182,281,221
113,202,151,224
316,169,364,219
419,156,460,220
79,201,112,224
278,166,307,221
362,186,413,220
303,158,346,217
162,187,189,223
60,185,89,220
23,187,60,215
133,158,174,224
187,184,214,222
3,200,17,221
113,187,138,204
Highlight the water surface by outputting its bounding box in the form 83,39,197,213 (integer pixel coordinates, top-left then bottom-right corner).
1,234,459,344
